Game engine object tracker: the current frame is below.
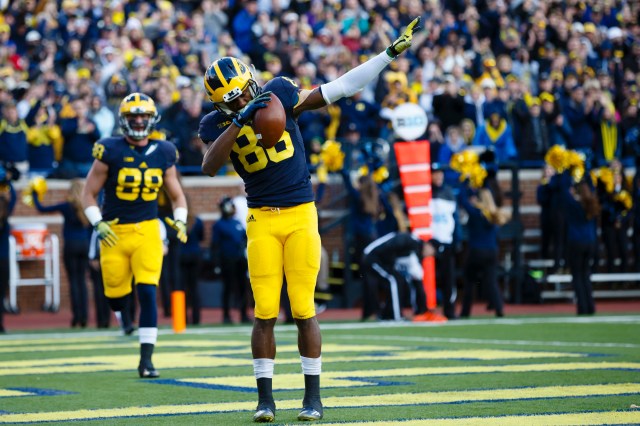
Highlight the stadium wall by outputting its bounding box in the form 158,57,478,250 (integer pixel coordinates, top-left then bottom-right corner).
8,171,543,313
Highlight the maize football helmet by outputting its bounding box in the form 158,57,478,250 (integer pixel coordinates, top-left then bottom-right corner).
118,92,160,140
204,57,260,115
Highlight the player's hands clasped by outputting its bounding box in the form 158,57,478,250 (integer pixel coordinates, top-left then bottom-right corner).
164,217,188,243
95,218,119,247
387,17,421,58
233,91,272,127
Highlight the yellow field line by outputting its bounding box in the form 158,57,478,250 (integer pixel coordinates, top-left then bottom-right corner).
1,384,639,423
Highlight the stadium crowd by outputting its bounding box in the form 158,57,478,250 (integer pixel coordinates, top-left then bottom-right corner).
0,0,637,177
0,0,639,326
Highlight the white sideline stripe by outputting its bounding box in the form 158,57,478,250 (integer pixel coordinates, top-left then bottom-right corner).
1,315,639,342
332,333,640,349
399,164,429,173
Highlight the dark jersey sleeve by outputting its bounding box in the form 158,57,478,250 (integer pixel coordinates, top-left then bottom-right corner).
199,111,233,144
263,77,300,112
158,140,179,168
93,137,121,165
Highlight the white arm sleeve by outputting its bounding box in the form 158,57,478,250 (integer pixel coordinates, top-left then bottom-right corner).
320,50,393,104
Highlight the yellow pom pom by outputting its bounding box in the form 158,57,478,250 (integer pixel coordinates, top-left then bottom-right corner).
320,140,345,172
544,145,567,171
373,166,389,183
469,163,488,189
615,190,633,211
358,165,369,177
31,176,48,197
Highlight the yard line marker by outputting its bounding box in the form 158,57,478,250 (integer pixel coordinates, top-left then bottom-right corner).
332,333,640,349
1,384,639,423
164,363,640,391
0,350,589,377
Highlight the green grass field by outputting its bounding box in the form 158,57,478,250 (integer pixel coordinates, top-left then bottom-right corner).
1,315,640,425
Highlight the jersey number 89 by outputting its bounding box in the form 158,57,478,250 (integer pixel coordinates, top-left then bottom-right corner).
233,127,294,173
116,168,163,201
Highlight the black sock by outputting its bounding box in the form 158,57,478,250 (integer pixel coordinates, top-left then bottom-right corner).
140,343,154,365
303,374,322,408
256,377,275,409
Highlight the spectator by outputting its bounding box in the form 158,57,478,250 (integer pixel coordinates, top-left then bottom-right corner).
597,160,632,273
429,164,459,319
211,196,251,324
593,101,623,166
562,85,597,166
57,97,101,178
473,108,517,163
0,101,28,173
180,207,204,325
0,177,15,333
560,172,600,315
25,101,62,176
89,95,115,139
458,176,508,318
432,75,465,131
32,179,92,328
537,164,557,262
88,229,111,329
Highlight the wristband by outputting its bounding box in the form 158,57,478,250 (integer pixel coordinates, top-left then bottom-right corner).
173,207,188,223
84,206,103,227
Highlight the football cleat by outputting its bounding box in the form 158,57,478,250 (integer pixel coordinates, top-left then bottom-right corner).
138,363,159,379
252,405,275,423
297,406,323,421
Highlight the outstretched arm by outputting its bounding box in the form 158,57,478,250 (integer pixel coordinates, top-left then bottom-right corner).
294,17,421,115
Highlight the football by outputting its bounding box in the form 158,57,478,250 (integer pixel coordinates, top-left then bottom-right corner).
252,93,286,149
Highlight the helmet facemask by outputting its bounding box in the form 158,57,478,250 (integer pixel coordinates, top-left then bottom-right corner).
214,79,261,116
119,112,160,140
118,92,160,141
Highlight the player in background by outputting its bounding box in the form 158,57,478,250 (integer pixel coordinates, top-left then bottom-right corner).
82,93,188,378
199,18,421,422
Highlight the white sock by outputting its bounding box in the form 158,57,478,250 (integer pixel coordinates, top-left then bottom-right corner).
253,358,275,379
300,356,322,375
138,327,157,345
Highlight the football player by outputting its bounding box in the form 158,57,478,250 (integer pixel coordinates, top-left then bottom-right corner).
82,93,188,378
199,18,420,422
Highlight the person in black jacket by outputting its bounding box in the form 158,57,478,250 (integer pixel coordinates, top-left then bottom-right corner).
560,172,600,315
32,179,92,327
211,196,251,324
361,232,430,321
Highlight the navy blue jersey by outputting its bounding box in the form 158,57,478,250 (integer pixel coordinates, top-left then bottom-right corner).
198,77,315,208
92,136,178,224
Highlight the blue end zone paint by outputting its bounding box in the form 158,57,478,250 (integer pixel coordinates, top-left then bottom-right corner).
149,377,409,392
150,379,257,393
5,388,75,397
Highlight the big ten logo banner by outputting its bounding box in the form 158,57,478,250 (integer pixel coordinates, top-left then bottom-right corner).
391,103,428,142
